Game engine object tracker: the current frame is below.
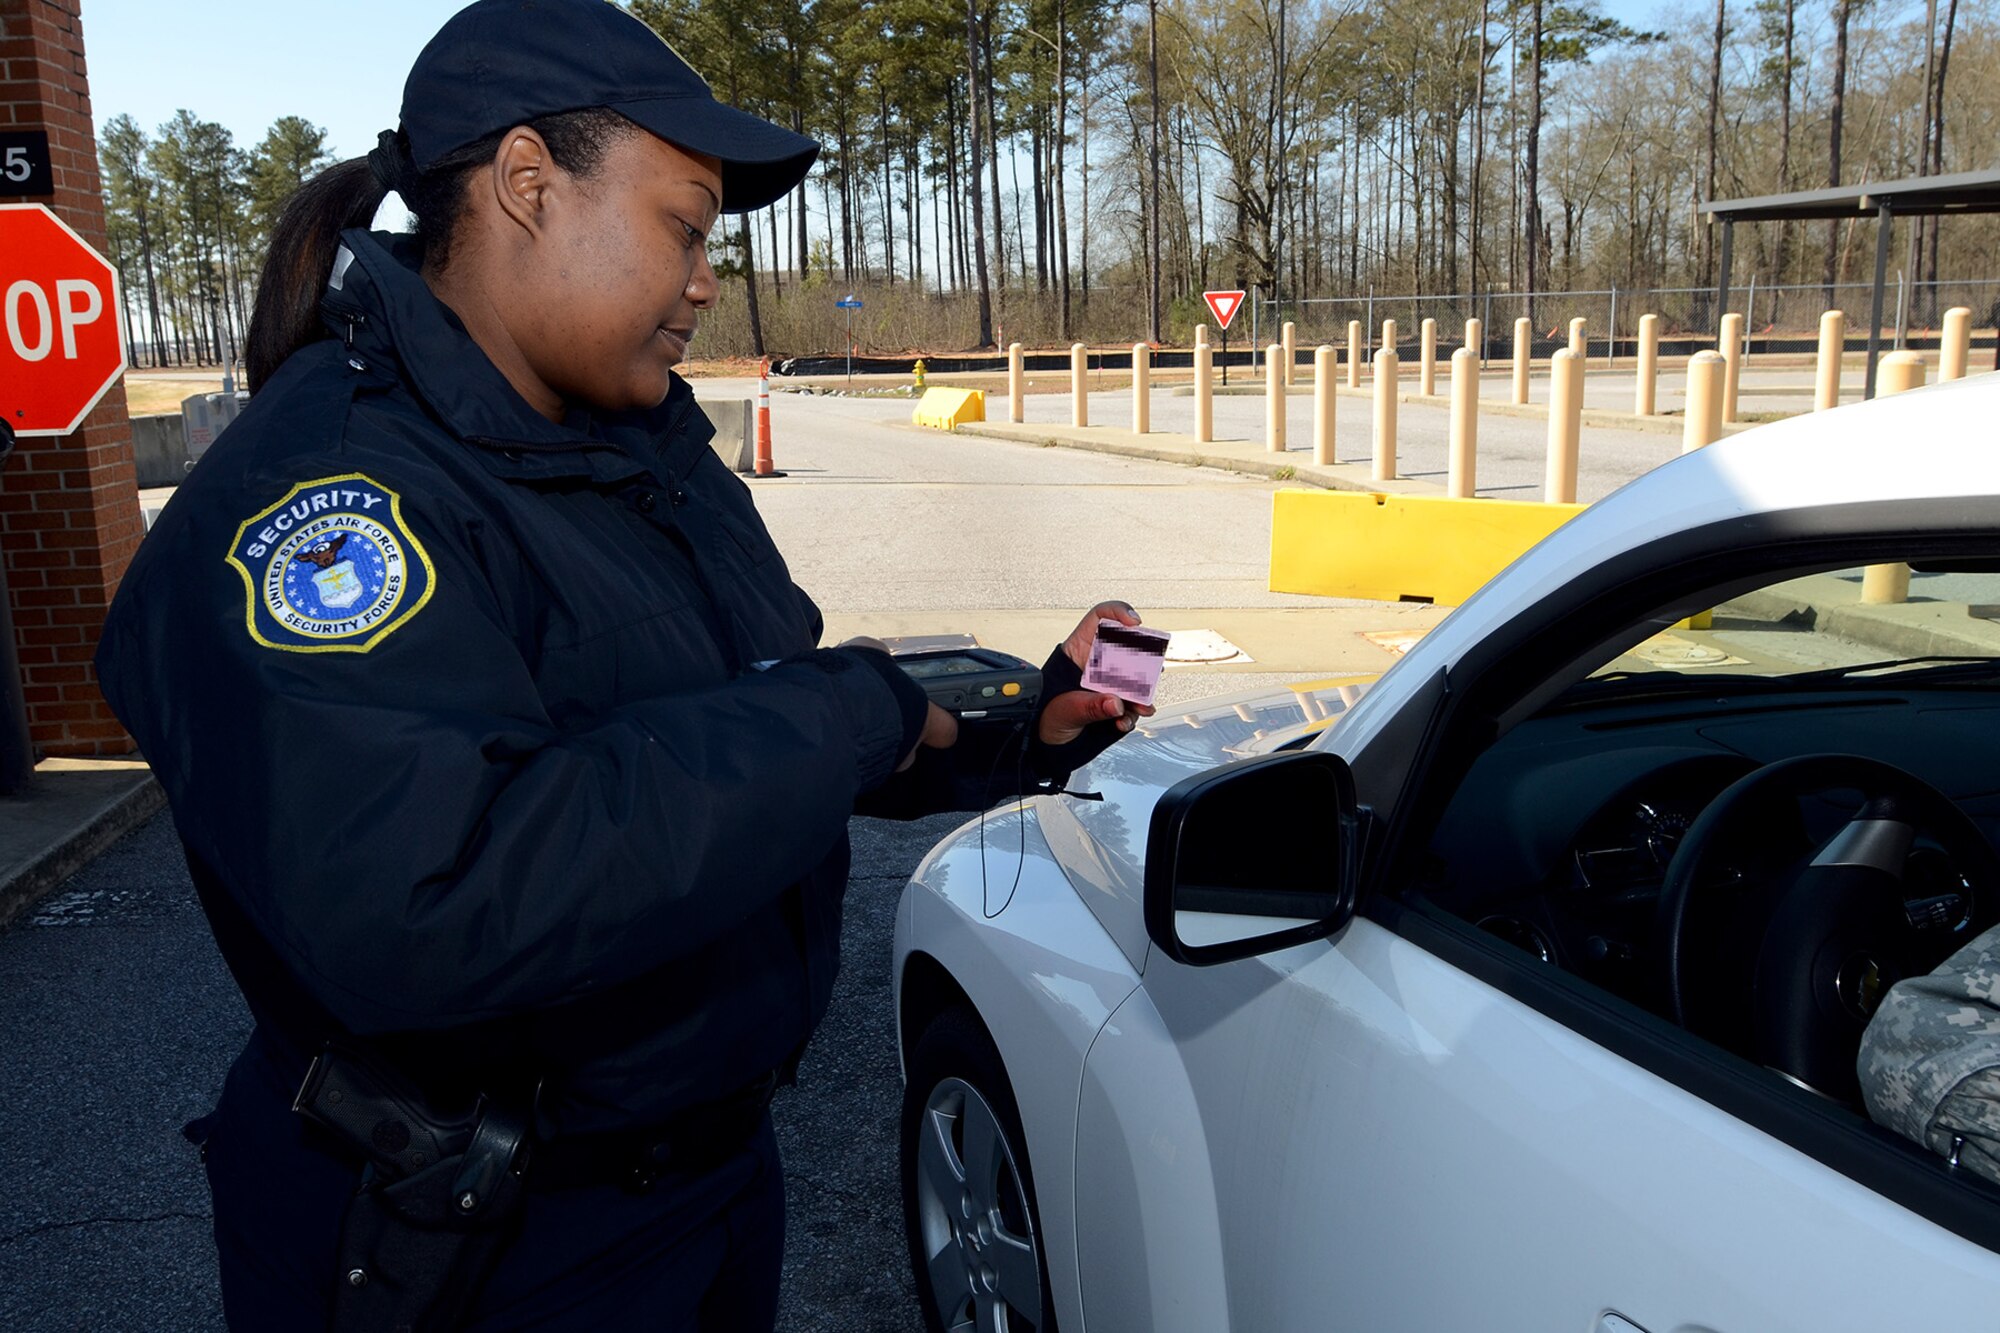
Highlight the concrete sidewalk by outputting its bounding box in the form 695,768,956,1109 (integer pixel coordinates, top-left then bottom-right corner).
0,758,162,930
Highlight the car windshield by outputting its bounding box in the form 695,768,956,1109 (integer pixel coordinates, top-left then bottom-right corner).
1582,565,2000,689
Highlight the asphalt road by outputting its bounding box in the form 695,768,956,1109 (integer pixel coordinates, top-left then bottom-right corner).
0,806,962,1332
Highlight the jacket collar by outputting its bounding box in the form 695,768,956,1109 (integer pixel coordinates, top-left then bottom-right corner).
320,229,713,485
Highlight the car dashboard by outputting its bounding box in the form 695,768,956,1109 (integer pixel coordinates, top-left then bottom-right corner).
1422,683,2000,1011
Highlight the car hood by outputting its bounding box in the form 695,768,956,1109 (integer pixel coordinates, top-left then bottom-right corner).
1029,677,1372,968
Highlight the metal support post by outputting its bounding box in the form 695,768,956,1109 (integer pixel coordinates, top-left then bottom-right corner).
1865,202,1893,400
1714,217,1734,338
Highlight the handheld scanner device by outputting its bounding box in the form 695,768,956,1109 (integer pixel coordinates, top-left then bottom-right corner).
888,644,1042,721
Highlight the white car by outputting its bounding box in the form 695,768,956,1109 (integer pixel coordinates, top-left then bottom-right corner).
891,374,2000,1332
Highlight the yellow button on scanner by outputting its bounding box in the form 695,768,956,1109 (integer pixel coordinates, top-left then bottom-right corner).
1001,682,1022,697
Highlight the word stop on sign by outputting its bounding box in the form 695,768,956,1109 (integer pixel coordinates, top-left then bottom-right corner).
5,278,104,362
0,204,127,437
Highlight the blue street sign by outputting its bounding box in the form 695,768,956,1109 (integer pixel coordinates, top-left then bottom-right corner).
836,295,864,309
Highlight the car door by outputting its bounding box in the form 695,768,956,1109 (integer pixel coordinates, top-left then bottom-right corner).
1075,542,2000,1330
1080,908,2000,1333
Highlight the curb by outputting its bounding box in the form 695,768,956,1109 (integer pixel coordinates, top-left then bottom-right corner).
1165,382,1764,438
0,770,165,932
1725,575,2000,664
950,423,1447,497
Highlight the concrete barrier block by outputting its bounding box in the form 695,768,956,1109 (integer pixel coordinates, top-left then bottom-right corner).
1269,490,1584,606
700,398,755,473
912,387,986,430
130,414,191,488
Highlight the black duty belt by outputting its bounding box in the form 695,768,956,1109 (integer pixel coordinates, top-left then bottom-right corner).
530,1069,780,1194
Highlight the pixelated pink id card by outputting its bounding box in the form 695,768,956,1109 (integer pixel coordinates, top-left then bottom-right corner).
1081,619,1170,706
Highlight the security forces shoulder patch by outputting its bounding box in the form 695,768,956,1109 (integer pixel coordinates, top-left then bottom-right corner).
225,473,437,654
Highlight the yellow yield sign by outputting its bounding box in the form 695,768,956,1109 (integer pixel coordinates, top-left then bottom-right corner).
912,386,985,430
1270,490,1585,606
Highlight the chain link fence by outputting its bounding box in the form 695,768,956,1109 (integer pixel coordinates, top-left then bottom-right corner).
1257,280,2000,361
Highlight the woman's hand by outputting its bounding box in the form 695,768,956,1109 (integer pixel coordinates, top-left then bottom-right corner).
899,703,958,772
838,636,960,771
1038,601,1158,746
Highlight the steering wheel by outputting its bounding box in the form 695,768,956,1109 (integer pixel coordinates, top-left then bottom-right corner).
1656,754,2000,1103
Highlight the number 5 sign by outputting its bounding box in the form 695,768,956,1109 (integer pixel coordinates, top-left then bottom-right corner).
0,131,54,197
0,204,126,437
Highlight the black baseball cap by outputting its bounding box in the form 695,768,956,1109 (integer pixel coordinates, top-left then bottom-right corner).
400,0,818,211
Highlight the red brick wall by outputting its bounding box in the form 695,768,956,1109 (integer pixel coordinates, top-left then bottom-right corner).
0,0,141,756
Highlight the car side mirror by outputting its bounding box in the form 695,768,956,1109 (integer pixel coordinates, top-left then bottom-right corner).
1143,751,1361,966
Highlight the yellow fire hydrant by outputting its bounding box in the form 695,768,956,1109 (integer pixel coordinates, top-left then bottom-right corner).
913,358,927,392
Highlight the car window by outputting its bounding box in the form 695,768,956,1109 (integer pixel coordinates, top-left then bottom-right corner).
1586,565,2000,683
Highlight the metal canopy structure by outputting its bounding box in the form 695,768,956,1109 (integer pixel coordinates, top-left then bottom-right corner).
1701,168,2000,399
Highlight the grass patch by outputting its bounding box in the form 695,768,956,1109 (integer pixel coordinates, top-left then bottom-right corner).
125,379,222,415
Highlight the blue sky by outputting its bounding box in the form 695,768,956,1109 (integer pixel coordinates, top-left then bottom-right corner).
84,0,1678,161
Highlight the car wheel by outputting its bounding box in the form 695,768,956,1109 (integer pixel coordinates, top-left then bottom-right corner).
902,1006,1057,1333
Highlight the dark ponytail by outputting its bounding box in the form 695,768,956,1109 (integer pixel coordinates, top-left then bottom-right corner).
245,157,386,392
245,112,635,393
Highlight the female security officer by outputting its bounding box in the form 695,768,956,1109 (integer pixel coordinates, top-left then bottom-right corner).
94,1,1148,1328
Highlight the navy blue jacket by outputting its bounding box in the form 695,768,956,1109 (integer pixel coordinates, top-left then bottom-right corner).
97,229,933,1136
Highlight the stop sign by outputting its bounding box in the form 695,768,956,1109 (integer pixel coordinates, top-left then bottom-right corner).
0,204,125,437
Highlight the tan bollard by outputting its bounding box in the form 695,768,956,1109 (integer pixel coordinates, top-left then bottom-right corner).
1814,311,1844,411
1682,351,1724,453
1943,307,1972,382
1313,345,1336,466
1194,341,1214,444
1347,320,1363,389
1419,318,1438,396
1194,322,1209,351
1131,342,1150,435
1464,317,1483,371
1449,347,1478,498
1281,321,1297,387
1719,312,1744,424
1635,314,1661,416
1372,347,1399,482
1381,319,1398,358
1545,348,1582,503
1265,345,1286,453
1568,316,1587,362
1008,342,1025,423
1513,317,1532,405
1863,351,1927,604
1071,343,1089,427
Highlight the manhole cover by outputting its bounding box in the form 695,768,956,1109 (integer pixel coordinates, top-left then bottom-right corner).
1631,633,1748,668
1363,629,1430,657
1164,629,1252,664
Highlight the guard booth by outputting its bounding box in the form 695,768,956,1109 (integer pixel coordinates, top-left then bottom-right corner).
1702,168,2000,399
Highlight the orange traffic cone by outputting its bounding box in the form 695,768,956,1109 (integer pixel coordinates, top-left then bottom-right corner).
752,356,785,479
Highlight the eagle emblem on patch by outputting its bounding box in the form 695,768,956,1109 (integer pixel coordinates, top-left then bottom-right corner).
225,473,437,653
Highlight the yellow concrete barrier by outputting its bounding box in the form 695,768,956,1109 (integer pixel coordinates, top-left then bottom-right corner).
1270,490,1584,605
912,387,986,430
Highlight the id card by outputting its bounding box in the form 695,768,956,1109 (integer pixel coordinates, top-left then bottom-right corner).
1081,620,1170,706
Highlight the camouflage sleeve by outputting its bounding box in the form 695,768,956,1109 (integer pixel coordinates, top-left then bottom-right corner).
1858,922,2000,1186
